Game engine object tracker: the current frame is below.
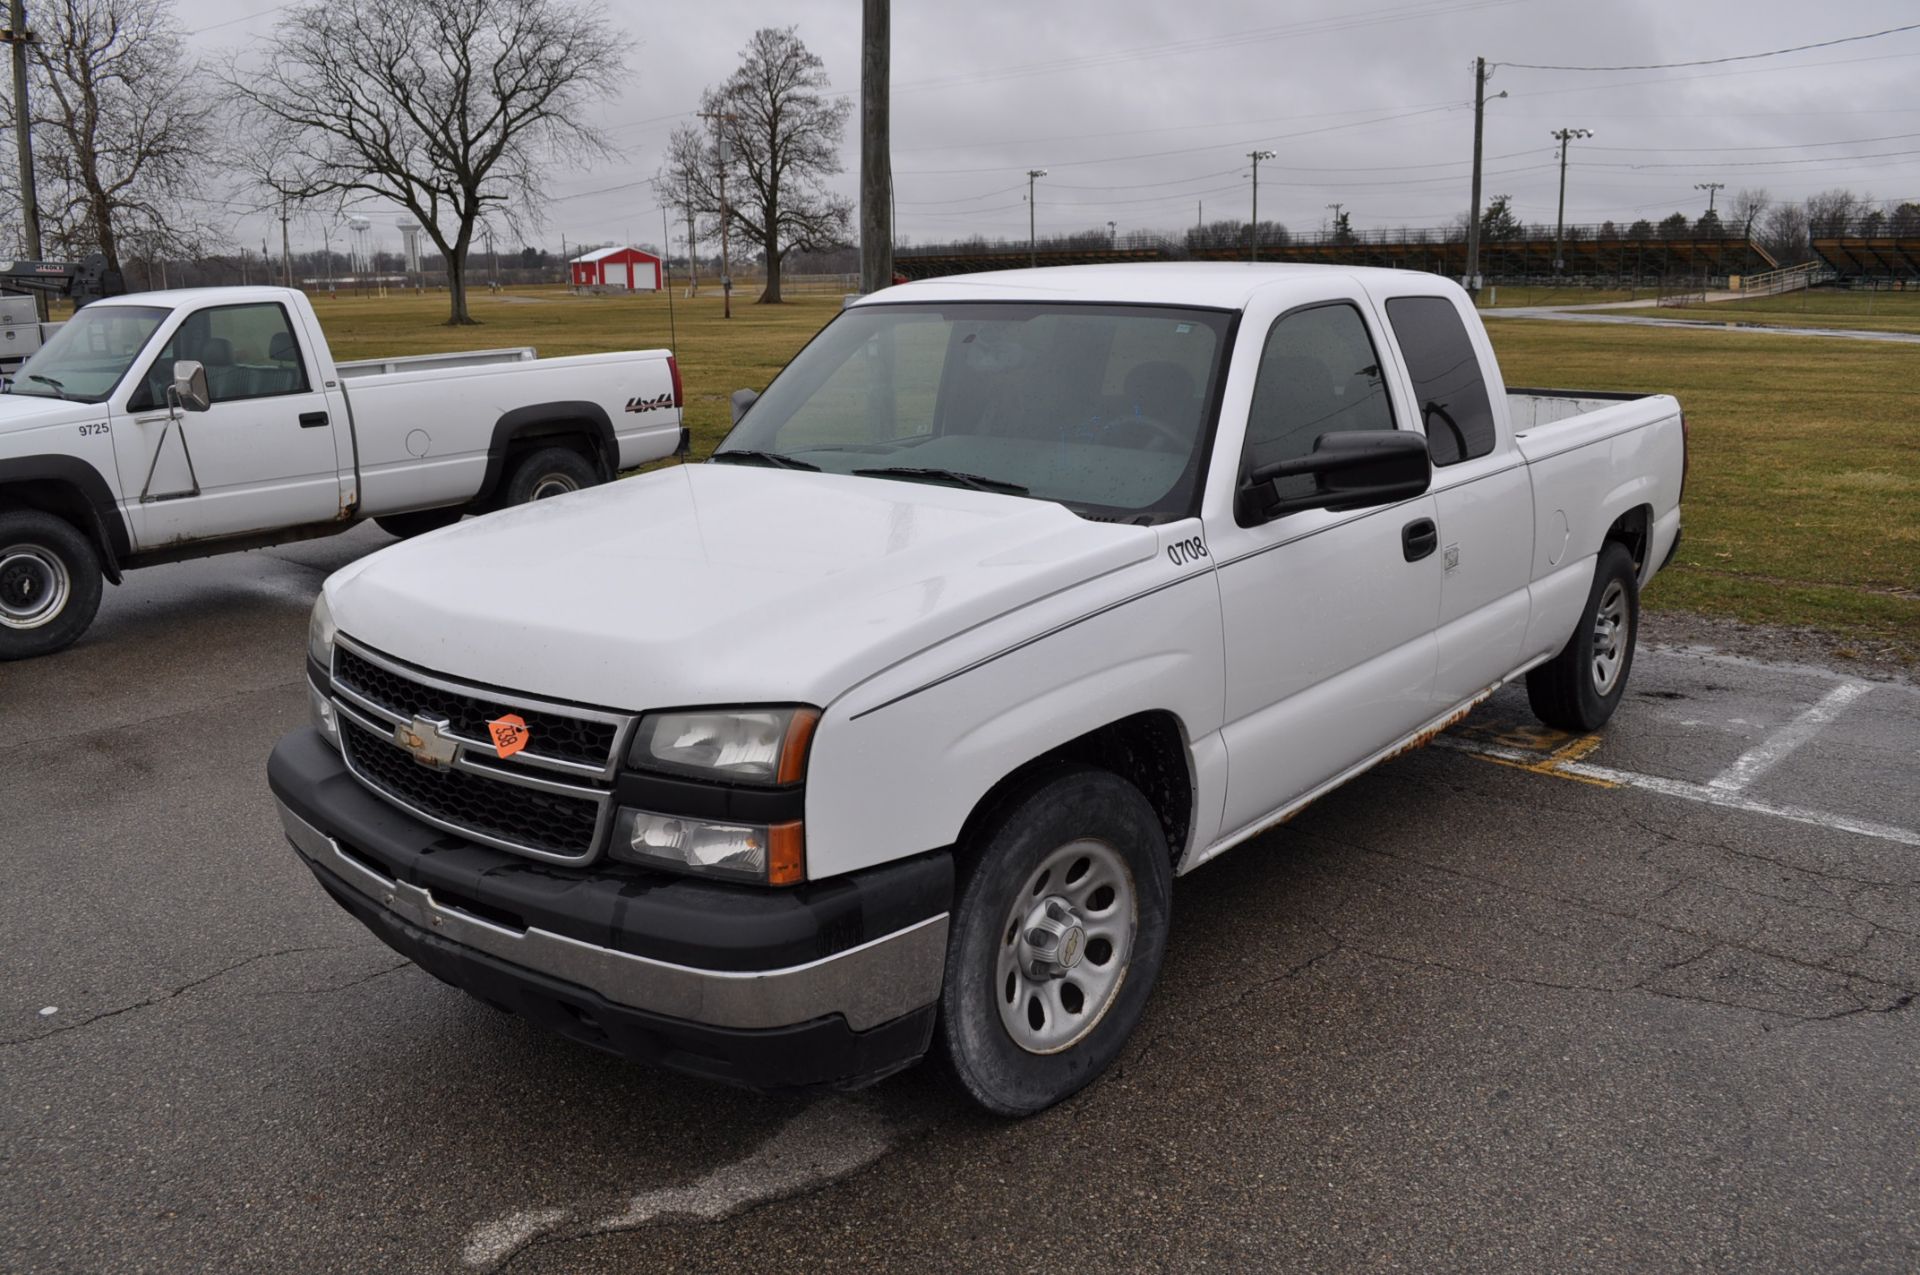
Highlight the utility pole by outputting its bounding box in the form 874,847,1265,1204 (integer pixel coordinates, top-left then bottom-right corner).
1107,220,1116,246
701,110,738,317
1550,126,1592,278
6,0,47,318
684,174,698,297
1248,150,1274,263
1695,181,1724,215
1463,57,1505,301
1026,168,1048,267
280,198,294,288
859,0,892,294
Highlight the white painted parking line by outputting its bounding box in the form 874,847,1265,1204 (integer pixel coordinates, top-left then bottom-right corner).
1706,680,1873,794
1434,735,1920,848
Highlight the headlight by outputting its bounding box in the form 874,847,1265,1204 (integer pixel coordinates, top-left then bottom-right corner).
631,707,819,785
307,591,338,671
611,809,805,885
308,678,341,749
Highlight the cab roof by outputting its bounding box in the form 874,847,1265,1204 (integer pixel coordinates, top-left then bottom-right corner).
861,263,1461,311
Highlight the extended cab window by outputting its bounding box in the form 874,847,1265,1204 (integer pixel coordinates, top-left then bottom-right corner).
1241,303,1396,503
1385,295,1496,466
130,303,311,410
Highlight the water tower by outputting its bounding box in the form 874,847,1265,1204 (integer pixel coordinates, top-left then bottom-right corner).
348,218,372,278
395,218,423,287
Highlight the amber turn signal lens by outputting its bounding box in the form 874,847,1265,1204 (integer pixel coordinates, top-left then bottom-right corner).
775,709,821,786
768,821,806,885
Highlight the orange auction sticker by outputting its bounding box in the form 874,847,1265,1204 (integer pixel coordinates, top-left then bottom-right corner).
488,714,530,759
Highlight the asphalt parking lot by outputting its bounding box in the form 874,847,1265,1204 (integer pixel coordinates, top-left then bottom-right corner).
4,525,1917,1274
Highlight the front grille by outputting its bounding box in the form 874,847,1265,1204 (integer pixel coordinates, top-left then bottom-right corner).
334,646,619,771
342,720,604,860
326,637,633,863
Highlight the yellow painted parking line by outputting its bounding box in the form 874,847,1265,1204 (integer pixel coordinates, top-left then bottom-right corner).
1434,733,1619,788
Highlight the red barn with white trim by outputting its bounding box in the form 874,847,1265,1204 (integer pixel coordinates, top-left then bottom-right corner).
570,246,662,292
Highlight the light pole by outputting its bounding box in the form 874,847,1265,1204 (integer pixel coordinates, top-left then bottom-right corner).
1248,150,1274,263
1695,181,1724,215
1550,126,1592,278
1107,220,1116,246
1026,168,1048,267
1464,56,1507,300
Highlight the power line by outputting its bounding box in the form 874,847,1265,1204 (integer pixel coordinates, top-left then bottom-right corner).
1498,21,1920,72
898,0,1523,93
1585,130,1920,155
188,2,296,35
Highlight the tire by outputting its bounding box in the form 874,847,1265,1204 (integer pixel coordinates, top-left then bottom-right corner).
1526,539,1640,732
0,509,105,661
374,508,463,539
934,763,1174,1116
503,446,600,506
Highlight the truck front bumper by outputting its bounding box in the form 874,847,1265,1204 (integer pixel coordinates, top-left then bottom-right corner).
268,728,951,1090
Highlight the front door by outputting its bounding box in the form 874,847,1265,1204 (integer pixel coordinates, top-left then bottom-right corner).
1209,298,1442,837
113,301,346,547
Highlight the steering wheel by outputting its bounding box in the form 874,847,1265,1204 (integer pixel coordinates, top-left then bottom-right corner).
1104,414,1189,453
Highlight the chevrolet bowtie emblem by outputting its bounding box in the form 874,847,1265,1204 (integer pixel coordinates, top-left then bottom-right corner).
395,715,458,768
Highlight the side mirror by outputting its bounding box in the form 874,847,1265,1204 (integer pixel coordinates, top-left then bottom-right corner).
170,360,210,412
1239,430,1431,524
729,387,759,425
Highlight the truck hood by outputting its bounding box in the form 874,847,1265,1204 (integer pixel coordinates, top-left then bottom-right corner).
0,393,93,437
325,464,1157,710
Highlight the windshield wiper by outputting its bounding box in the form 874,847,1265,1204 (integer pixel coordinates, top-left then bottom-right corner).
708,449,820,472
24,373,72,400
852,466,1030,496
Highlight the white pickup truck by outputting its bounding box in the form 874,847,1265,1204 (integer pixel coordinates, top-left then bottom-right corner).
270,264,1684,1114
0,285,685,658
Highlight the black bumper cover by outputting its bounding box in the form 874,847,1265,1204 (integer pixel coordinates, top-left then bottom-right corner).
269,727,950,1090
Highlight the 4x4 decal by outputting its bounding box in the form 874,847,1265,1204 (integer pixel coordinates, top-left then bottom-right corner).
625,393,673,414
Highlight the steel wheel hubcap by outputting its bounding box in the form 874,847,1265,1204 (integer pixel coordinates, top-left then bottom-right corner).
995,838,1137,1055
530,475,580,500
1591,579,1629,695
0,545,70,630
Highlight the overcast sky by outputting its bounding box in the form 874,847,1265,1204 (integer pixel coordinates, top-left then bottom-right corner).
175,0,1920,255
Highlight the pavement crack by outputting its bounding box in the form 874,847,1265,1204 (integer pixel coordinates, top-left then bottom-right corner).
3,945,337,1047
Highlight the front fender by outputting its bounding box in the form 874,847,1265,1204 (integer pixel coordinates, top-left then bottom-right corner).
803,561,1225,879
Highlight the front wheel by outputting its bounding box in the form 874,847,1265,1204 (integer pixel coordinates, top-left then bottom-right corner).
503,446,600,506
1526,539,1640,732
0,510,105,660
935,764,1173,1116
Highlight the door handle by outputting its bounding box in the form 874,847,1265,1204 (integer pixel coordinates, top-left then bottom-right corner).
1402,518,1438,562
299,411,330,428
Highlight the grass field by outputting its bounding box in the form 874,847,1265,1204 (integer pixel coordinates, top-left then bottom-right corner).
307,285,1917,659
1611,288,1920,335
1476,285,1640,308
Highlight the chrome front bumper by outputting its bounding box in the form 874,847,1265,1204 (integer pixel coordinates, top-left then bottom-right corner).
277,799,948,1033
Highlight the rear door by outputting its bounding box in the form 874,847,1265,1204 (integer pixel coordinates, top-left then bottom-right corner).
113,301,348,546
1373,289,1533,707
1207,289,1442,835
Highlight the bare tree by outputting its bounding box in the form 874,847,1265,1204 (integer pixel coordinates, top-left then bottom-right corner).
221,0,621,325
1758,202,1811,266
1729,188,1770,232
1804,188,1870,237
691,27,853,304
0,0,215,271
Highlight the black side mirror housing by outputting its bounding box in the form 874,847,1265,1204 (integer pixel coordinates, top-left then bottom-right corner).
729,387,760,425
1238,430,1431,524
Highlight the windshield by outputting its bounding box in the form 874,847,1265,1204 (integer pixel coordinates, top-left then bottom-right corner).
9,305,170,403
715,302,1233,522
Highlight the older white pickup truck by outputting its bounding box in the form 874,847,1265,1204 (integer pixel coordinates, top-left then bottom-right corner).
270,264,1684,1114
0,285,685,658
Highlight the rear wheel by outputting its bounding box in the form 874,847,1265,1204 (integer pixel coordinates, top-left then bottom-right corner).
1526,540,1640,731
374,508,463,539
935,764,1172,1116
503,446,600,506
0,509,104,660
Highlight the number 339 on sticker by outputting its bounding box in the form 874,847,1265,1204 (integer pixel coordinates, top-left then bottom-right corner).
488,714,530,758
